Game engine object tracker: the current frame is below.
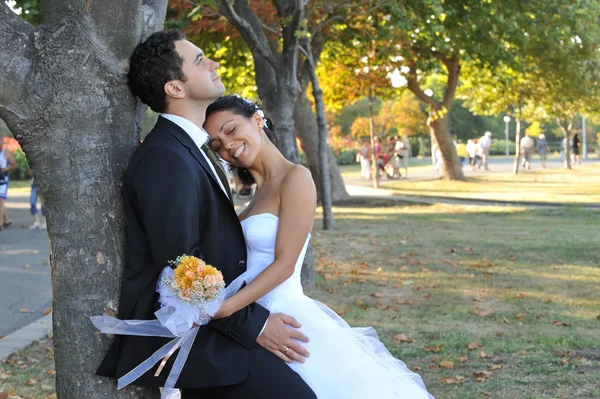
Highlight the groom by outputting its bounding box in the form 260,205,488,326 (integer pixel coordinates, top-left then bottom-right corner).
96,30,316,398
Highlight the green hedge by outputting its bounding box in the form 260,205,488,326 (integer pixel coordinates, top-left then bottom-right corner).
10,148,31,180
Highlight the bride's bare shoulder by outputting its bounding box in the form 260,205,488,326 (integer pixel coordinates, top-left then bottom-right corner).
281,164,315,193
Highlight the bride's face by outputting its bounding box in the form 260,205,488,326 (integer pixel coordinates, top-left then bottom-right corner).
204,110,264,168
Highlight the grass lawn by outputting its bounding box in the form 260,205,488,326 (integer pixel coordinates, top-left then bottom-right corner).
6,179,31,194
308,202,600,398
384,165,600,204
2,202,599,398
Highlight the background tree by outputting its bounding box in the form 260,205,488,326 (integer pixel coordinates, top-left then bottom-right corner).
0,0,167,398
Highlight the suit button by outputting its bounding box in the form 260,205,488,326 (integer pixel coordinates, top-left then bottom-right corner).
238,260,245,268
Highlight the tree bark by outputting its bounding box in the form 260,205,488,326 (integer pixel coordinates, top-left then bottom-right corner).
368,89,380,188
407,57,464,180
0,1,166,398
429,113,465,180
419,135,426,158
293,91,349,201
513,105,522,174
302,40,333,230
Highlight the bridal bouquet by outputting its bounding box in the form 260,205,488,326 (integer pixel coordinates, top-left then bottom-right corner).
91,255,246,399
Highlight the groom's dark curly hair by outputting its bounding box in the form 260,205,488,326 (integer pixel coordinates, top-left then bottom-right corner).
128,30,187,113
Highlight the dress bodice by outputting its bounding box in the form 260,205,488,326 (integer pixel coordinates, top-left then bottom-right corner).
240,213,310,303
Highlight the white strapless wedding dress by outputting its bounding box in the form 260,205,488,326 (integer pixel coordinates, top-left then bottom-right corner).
241,213,434,399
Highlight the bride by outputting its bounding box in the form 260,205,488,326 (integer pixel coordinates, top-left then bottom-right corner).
203,96,434,399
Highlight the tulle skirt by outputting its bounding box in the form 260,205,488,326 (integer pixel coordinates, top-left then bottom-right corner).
259,294,434,399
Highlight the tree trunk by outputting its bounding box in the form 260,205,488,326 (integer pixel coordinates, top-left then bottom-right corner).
419,135,426,158
513,108,522,174
300,241,315,289
429,114,465,180
368,90,380,188
0,1,166,398
293,91,349,201
302,41,333,230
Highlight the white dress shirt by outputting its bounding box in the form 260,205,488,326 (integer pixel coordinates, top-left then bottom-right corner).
161,113,229,198
161,114,268,336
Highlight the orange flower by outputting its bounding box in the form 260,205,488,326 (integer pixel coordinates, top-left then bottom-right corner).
174,264,187,281
179,256,201,272
203,265,219,276
215,273,224,283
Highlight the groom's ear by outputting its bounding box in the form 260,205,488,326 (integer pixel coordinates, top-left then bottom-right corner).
164,81,185,101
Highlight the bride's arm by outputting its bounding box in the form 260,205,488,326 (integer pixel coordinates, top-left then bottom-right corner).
214,165,316,319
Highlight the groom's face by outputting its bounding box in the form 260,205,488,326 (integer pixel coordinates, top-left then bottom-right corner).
174,40,225,102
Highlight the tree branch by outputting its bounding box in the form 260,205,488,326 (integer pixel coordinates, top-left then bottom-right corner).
442,56,460,109
0,3,38,123
217,0,279,71
406,62,438,107
40,0,166,64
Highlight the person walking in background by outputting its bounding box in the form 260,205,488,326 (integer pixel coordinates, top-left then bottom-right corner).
520,132,535,170
395,135,411,178
466,139,477,171
0,143,16,231
356,139,371,179
29,178,47,229
536,134,550,169
455,139,467,166
572,132,581,166
478,131,492,170
386,136,399,179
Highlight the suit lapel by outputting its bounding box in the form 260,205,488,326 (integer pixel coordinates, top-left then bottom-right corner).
155,117,231,204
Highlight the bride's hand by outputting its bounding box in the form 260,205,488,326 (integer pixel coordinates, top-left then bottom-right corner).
212,300,232,320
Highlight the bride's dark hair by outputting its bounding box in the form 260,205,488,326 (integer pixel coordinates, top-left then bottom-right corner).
206,95,277,185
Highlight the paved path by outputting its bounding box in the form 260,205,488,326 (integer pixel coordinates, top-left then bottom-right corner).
344,156,598,188
0,191,51,338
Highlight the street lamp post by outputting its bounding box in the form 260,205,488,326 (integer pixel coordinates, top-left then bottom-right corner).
503,116,511,158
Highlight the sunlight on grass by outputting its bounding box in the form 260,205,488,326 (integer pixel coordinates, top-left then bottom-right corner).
310,203,600,398
385,164,600,204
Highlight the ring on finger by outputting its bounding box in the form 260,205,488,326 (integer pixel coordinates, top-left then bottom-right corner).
283,346,289,354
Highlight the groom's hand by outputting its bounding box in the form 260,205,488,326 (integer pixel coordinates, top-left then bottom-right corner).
256,313,310,364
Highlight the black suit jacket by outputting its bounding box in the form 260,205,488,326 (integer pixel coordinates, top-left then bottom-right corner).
97,117,269,388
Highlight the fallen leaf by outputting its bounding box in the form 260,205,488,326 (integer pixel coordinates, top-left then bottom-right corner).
459,355,469,363
409,259,420,266
509,254,518,261
479,351,493,359
516,350,528,355
491,364,503,371
473,371,492,382
472,297,484,302
25,378,38,385
439,360,455,369
516,293,529,299
481,393,492,397
47,369,56,376
393,334,415,343
43,308,53,315
370,292,385,298
479,309,493,317
553,320,571,327
425,344,444,353
413,366,422,371
441,375,465,385
19,308,31,313
537,312,547,319
516,313,526,320
424,293,433,300
502,317,510,324
560,357,569,366
468,342,484,350
496,331,504,337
